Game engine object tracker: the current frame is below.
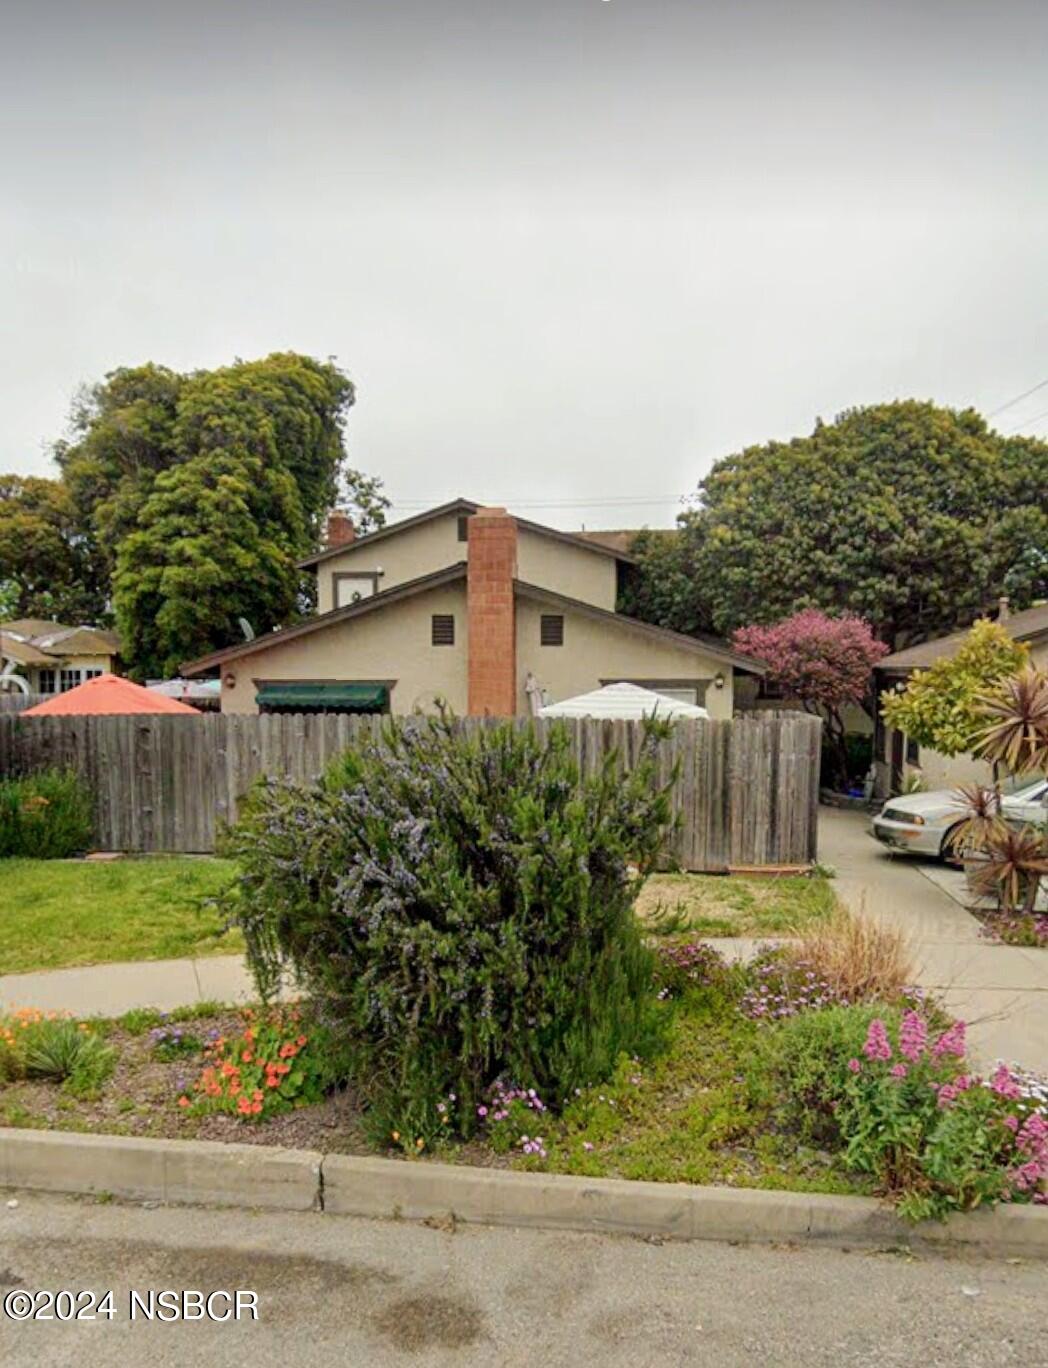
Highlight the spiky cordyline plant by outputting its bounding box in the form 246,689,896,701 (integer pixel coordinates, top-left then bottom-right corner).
973,668,1048,776
970,825,1048,917
945,783,1007,859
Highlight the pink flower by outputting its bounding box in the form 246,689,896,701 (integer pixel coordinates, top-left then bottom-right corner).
477,1105,488,1117
862,1019,892,1062
899,1011,927,1062
847,1058,862,1073
890,1063,908,1079
990,1064,1022,1101
932,1021,966,1060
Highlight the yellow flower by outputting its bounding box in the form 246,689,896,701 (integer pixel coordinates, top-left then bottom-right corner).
415,1138,425,1149
391,1130,400,1142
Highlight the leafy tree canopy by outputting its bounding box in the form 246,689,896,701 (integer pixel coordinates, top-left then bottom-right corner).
880,620,1030,758
626,401,1048,647
0,351,385,677
732,610,889,786
0,474,107,623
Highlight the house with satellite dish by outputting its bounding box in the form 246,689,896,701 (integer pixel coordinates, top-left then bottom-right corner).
182,499,763,718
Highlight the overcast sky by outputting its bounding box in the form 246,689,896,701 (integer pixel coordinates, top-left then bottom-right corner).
2,0,1046,529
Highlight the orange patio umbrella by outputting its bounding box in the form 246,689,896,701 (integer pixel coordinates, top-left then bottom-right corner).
22,673,199,716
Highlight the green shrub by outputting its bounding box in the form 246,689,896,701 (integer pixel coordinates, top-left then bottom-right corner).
21,1017,116,1095
221,716,677,1137
0,769,94,859
757,1003,904,1145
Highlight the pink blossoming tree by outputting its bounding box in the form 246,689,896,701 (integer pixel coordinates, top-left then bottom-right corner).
732,609,890,790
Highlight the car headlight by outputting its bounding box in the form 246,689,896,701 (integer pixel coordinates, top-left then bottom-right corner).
909,815,925,825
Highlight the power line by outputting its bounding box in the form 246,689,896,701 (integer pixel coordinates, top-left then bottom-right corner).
1004,404,1048,434
986,376,1048,419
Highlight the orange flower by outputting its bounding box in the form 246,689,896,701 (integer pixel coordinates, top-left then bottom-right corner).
251,1101,262,1115
266,1076,280,1088
178,1096,190,1108
241,1050,253,1063
297,1035,307,1047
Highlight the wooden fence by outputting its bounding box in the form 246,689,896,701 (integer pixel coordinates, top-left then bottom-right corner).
0,693,41,714
0,712,822,870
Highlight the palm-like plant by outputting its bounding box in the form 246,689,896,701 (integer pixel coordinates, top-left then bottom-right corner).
969,825,1048,916
973,667,1048,775
945,783,1007,858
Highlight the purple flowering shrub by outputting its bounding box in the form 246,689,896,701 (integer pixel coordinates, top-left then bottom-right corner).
221,715,676,1141
477,1081,550,1160
740,948,846,1021
653,941,731,999
842,1015,1048,1219
978,907,1048,949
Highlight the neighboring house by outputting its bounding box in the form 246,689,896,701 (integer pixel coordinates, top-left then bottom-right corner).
0,619,120,696
873,599,1048,796
182,499,764,717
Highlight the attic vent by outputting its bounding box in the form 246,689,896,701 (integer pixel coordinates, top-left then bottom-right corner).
457,514,471,542
540,614,564,646
431,614,455,646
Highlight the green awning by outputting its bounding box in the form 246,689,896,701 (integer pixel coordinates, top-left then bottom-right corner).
256,682,388,711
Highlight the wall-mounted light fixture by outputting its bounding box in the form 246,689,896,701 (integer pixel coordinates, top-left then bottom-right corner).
714,672,725,690
223,671,236,689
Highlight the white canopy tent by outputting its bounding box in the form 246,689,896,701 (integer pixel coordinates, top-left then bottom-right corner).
537,681,709,721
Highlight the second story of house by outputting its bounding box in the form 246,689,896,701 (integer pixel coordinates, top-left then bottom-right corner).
0,619,121,697
299,498,630,615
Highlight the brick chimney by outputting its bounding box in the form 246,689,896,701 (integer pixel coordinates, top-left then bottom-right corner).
467,508,518,716
325,511,356,548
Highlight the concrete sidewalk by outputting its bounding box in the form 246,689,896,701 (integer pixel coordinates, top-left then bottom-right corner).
819,807,1048,1074
0,954,255,1016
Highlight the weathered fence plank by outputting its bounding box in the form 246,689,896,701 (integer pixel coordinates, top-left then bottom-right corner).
0,712,822,870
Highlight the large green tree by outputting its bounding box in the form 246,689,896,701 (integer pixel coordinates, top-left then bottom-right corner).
626,402,1048,647
0,474,107,622
32,351,383,677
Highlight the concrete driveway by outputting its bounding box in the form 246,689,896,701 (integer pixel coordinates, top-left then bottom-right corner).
819,808,1048,1074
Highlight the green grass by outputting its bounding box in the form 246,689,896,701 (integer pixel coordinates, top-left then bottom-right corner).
0,857,242,974
635,872,837,938
519,981,869,1196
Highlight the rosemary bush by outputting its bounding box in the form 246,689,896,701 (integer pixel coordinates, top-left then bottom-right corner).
222,716,676,1136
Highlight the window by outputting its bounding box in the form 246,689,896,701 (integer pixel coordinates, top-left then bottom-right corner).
457,514,470,542
431,614,455,646
85,669,102,680
38,669,56,695
905,735,919,765
333,573,379,608
540,614,564,646
60,669,81,692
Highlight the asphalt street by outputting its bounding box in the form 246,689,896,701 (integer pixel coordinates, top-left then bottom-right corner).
1,1193,1046,1367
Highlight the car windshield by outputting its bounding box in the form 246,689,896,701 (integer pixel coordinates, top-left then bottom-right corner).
1005,780,1048,804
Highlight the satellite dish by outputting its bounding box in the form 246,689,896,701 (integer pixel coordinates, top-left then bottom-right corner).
238,617,256,642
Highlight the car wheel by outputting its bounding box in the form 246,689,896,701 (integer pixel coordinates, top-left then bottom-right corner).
940,823,965,864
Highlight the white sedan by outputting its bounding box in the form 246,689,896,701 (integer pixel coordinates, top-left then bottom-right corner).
870,778,1048,859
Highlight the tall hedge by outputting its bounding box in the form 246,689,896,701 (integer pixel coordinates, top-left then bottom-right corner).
222,717,677,1134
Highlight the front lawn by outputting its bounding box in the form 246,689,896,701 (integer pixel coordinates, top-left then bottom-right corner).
635,871,836,937
0,857,242,975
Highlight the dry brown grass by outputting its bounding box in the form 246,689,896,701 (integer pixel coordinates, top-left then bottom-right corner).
790,907,915,1003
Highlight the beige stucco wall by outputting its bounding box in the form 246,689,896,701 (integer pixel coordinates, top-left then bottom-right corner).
515,528,617,611
515,597,737,720
220,584,469,715
315,514,618,614
316,513,464,613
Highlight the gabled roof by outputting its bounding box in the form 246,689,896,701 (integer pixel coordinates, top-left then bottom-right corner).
0,619,119,663
22,673,198,716
297,498,636,569
182,560,761,678
877,602,1048,674
181,563,469,674
515,581,766,673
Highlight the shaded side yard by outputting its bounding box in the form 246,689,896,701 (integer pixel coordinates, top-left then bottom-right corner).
0,857,242,975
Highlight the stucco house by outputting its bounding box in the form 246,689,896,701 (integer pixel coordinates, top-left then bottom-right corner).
0,619,120,697
873,598,1048,796
182,499,764,717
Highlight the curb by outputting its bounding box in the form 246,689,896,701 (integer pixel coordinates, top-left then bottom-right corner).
2,1129,1047,1257
0,1130,321,1212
